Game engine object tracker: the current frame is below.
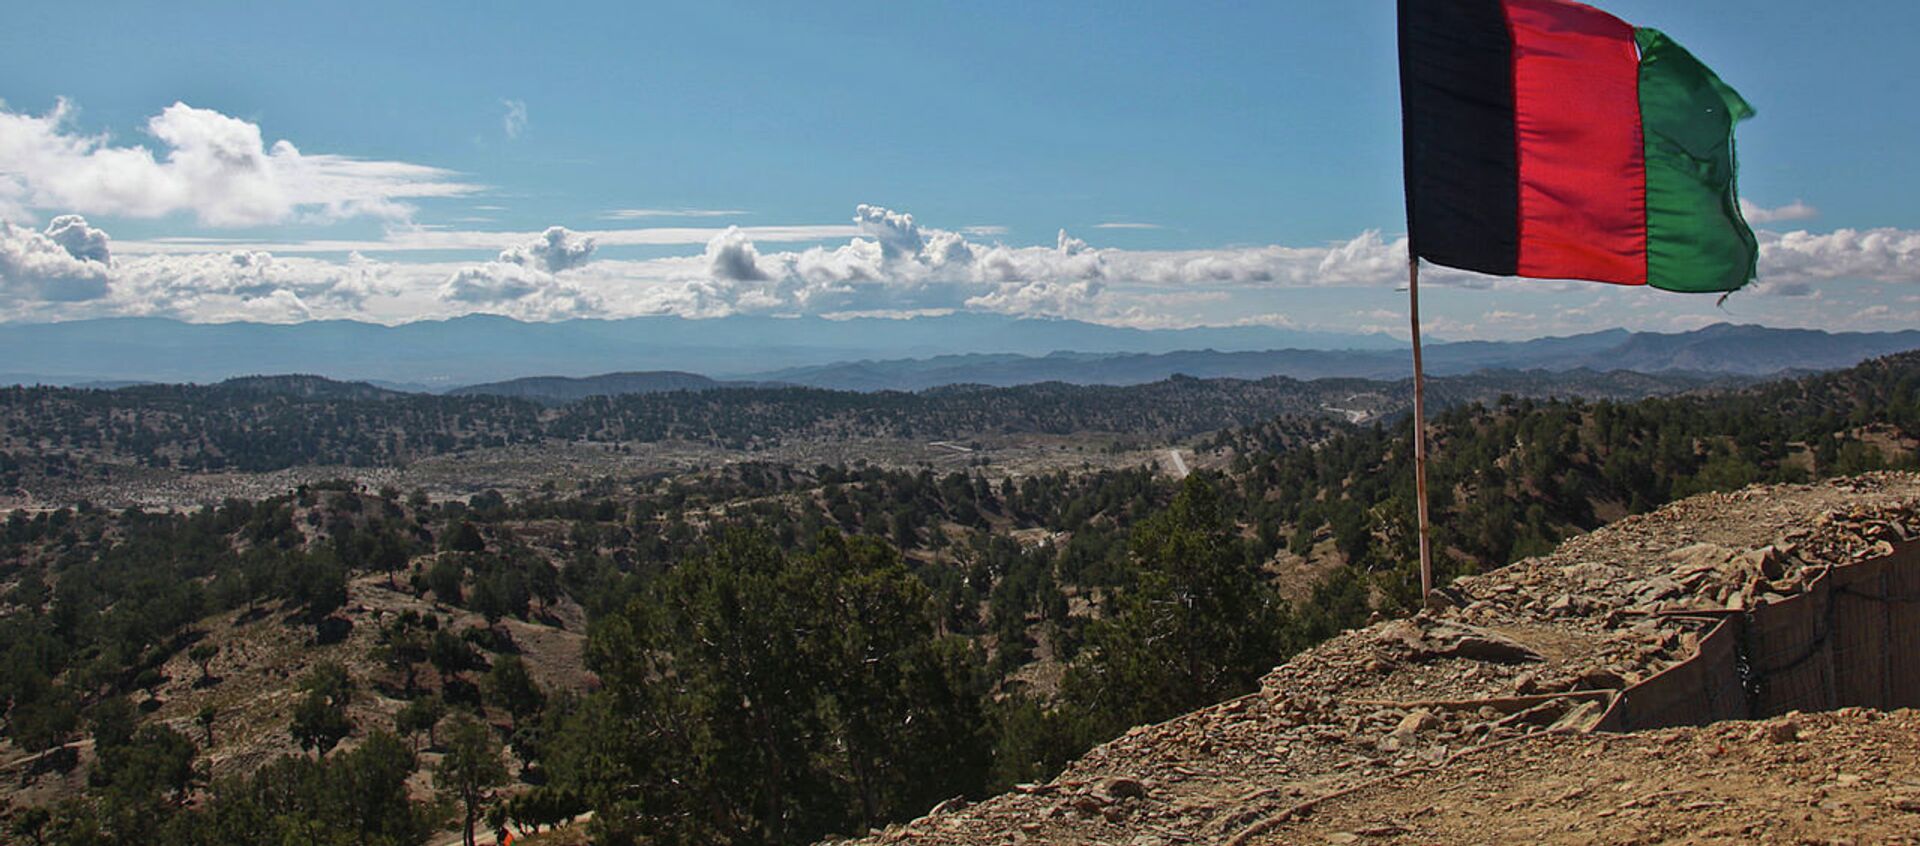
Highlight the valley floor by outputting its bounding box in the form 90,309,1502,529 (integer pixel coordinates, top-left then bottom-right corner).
4,433,1185,512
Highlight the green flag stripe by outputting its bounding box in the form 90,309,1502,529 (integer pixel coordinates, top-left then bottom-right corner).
1636,27,1759,293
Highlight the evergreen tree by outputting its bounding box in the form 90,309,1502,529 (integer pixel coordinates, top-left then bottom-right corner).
1063,475,1292,737
437,715,508,846
289,662,356,756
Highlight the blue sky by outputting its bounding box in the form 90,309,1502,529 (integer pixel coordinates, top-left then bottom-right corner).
0,1,1916,338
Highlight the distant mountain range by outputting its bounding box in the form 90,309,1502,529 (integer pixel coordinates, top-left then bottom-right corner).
0,313,1398,388
741,323,1920,391
3,316,1915,397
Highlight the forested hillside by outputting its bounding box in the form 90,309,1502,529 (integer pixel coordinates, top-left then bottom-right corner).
1,353,1914,844
1216,350,1920,608
1,367,1730,476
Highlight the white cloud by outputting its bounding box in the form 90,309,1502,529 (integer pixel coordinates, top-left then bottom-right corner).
1757,228,1920,286
111,223,858,255
0,216,112,302
435,226,603,320
383,214,1533,324
603,208,748,219
498,226,595,273
0,99,479,226
442,261,546,303
111,250,394,320
44,214,111,264
438,259,599,320
960,225,1008,237
965,279,1105,317
854,204,936,261
1741,199,1818,224
1093,222,1163,230
502,99,527,140
590,209,1394,322
10,207,1920,332
705,226,770,282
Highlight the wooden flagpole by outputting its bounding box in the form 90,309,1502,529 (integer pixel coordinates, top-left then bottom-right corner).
1408,253,1433,602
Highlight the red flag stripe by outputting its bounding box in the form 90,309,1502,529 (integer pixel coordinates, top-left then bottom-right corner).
1506,0,1648,285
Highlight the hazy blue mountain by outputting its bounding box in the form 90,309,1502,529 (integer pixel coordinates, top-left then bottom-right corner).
0,313,1399,386
753,325,1920,390
4,316,1914,391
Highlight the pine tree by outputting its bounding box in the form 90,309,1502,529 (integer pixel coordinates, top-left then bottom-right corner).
437,715,508,846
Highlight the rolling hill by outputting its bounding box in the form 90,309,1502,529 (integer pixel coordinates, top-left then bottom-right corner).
446,371,734,403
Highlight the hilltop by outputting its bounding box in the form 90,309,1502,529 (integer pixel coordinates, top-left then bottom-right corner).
838,473,1920,845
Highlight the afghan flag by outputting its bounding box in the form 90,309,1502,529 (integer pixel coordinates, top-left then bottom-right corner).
1399,0,1758,293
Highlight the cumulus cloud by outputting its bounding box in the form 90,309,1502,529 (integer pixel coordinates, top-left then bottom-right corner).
44,214,111,263
607,209,1358,322
705,226,770,282
438,260,599,320
436,225,602,319
1741,199,1818,224
10,203,1920,330
853,204,932,261
443,261,548,303
498,226,596,273
0,99,479,226
591,210,1422,323
1756,228,1920,286
965,278,1105,317
0,216,112,302
0,214,412,320
111,249,396,321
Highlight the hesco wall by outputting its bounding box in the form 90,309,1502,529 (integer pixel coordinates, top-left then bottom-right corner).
1600,539,1920,732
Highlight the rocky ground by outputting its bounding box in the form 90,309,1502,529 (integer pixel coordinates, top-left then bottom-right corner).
837,473,1920,846
1253,708,1920,845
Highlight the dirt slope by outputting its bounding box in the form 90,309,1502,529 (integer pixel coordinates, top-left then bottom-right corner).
838,473,1920,846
